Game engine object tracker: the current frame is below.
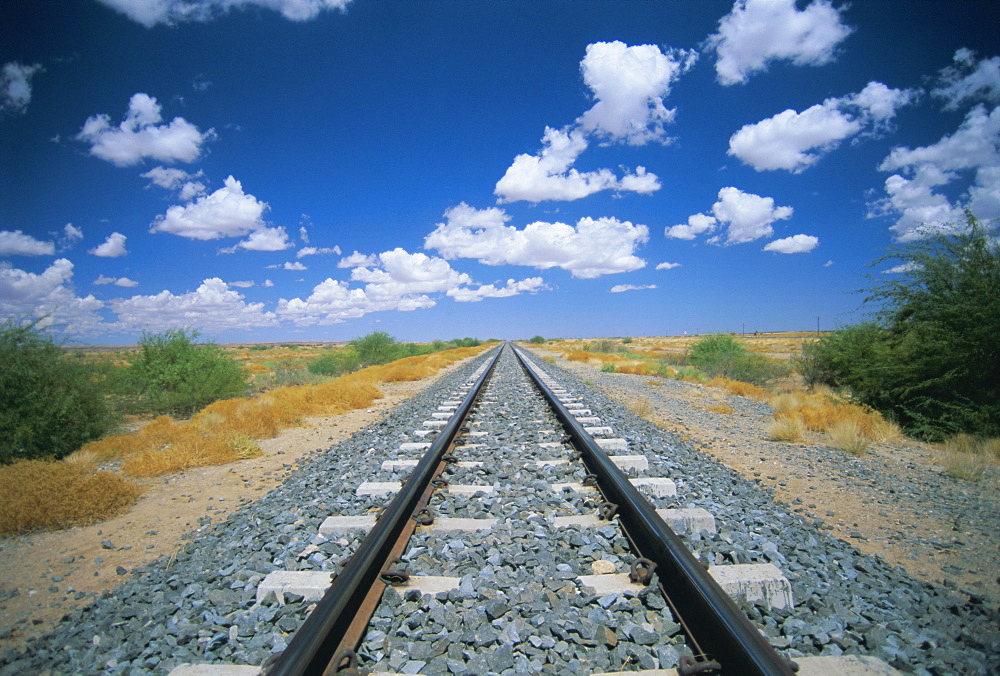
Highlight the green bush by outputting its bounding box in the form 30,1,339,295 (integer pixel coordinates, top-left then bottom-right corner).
801,211,999,440
123,329,248,417
0,322,119,464
686,334,780,385
528,335,546,344
308,350,361,377
350,331,399,366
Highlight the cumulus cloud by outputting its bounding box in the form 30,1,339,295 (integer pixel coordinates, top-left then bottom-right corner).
610,284,656,293
1,62,44,115
934,49,1000,110
95,274,139,287
297,245,342,258
62,223,84,245
707,0,852,85
238,227,291,252
577,41,697,145
0,259,106,334
665,213,718,240
763,234,819,253
446,277,547,303
150,176,270,241
89,232,128,257
96,0,351,27
110,278,278,333
228,280,255,288
872,102,1000,240
494,126,660,203
0,230,55,256
77,93,213,166
495,40,693,204
728,82,914,173
338,251,379,268
278,248,545,325
142,166,206,200
655,262,682,270
425,203,649,278
670,187,793,246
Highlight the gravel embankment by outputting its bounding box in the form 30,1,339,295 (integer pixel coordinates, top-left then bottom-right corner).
0,344,996,675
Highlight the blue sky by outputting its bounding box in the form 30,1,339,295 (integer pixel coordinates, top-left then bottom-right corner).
2,0,998,344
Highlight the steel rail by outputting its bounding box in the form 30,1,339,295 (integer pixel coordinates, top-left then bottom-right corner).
512,344,795,676
266,344,504,676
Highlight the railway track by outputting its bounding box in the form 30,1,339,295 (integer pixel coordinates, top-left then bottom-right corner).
172,342,892,675
11,341,985,675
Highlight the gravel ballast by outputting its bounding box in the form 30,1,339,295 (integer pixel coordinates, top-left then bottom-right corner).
1,344,996,675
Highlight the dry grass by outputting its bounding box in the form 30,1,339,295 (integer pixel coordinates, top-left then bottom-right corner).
767,417,807,443
0,461,142,537
708,377,769,400
701,404,735,415
629,397,654,419
938,434,1000,482
827,420,871,455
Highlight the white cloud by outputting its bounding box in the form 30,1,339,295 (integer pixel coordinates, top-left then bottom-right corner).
338,251,379,268
0,259,106,335
150,175,269,241
672,187,793,246
577,41,697,145
110,278,278,333
446,277,547,303
873,104,1000,239
0,230,55,256
882,262,922,274
763,234,819,253
494,126,660,203
95,274,139,287
278,248,544,325
62,223,83,243
281,261,307,271
610,284,657,293
238,227,291,252
707,0,852,85
934,49,1000,110
77,93,213,167
89,232,128,257
96,0,351,27
665,213,717,240
1,62,43,115
228,280,255,288
655,262,682,270
711,187,793,244
263,279,274,287
425,203,649,279
297,245,341,258
728,82,914,173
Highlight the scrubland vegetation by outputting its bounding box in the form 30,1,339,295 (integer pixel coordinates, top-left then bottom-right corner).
0,329,490,536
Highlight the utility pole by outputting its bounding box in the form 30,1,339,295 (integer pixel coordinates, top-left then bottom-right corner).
816,315,821,336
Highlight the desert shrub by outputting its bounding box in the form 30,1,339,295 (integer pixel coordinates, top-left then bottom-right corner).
590,339,619,354
351,331,400,366
122,329,248,417
686,334,782,385
0,460,141,536
528,335,546,344
600,363,617,373
800,212,999,440
308,350,361,377
0,322,119,464
767,417,806,443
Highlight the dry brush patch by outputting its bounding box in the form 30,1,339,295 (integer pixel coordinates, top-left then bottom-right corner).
4,345,486,536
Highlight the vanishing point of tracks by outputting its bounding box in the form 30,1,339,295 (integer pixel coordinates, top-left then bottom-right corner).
257,342,798,675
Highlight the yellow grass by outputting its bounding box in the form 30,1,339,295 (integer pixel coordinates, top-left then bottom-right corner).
69,346,482,479
938,434,1000,482
0,461,142,537
771,390,902,450
629,397,654,419
827,420,871,455
767,417,806,443
707,377,769,400
701,404,735,415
